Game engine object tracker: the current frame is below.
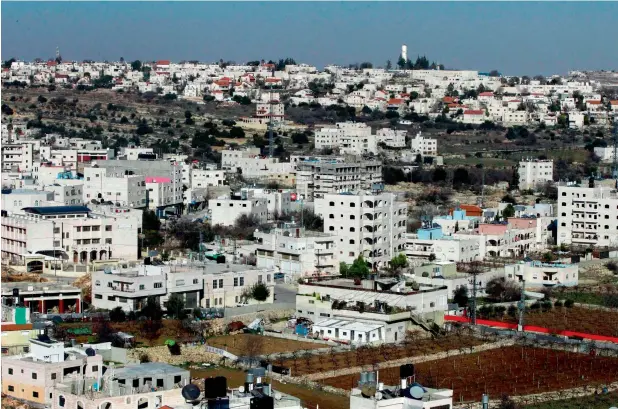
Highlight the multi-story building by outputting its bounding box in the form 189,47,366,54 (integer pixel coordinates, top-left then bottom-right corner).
208,191,268,226
410,132,438,156
297,277,449,342
296,159,383,201
593,146,617,163
405,230,482,263
191,168,226,188
557,184,618,248
314,192,407,268
1,282,83,314
203,263,275,308
505,260,578,287
2,142,34,173
2,338,103,405
83,166,147,208
220,147,296,182
51,362,190,409
46,184,84,206
91,263,203,311
1,189,55,214
255,225,338,276
1,205,141,265
315,122,377,155
518,159,554,190
476,218,538,258
376,128,407,148
240,188,295,218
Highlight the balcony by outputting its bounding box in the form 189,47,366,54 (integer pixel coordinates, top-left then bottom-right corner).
112,286,136,293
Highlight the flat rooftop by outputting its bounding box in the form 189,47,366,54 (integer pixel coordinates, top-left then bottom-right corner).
1,282,81,294
114,362,187,379
314,318,384,332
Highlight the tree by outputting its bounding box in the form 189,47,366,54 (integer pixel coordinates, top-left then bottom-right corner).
385,60,392,70
3,58,16,69
497,395,521,409
361,105,372,115
291,132,309,144
131,60,142,71
397,55,406,69
488,70,501,77
93,320,114,343
453,286,469,308
359,62,373,69
342,256,371,278
432,168,447,183
485,277,520,302
140,296,163,320
409,91,419,100
502,203,516,219
230,126,245,138
165,293,186,319
452,168,470,188
390,253,408,270
109,306,126,323
339,262,349,276
250,283,271,302
140,319,163,346
38,95,47,103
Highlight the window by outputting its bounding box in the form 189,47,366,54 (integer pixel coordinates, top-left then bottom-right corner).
105,225,112,231
193,279,199,284
33,391,39,398
329,214,334,219
154,282,163,289
95,294,102,299
108,282,113,288
53,227,60,234
176,280,185,286
8,368,13,375
139,285,145,290
108,296,115,301
349,239,355,244
350,215,355,220
82,226,91,232
8,386,14,392
92,365,98,372
92,226,100,232
174,375,181,383
239,277,244,286
267,274,271,282
213,280,218,289
234,277,238,287
350,203,355,207
329,226,334,231
350,227,355,232
76,226,82,232
105,238,112,244
219,279,223,288
258,275,263,284
51,373,57,380
329,201,335,206
95,280,101,286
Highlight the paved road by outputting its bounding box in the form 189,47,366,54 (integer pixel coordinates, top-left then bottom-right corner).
274,282,297,305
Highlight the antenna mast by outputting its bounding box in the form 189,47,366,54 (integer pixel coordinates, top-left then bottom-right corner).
612,120,618,179
468,269,479,325
517,279,526,331
268,86,275,158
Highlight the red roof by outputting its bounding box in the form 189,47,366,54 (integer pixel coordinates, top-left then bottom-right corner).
55,74,68,79
265,77,282,82
47,61,57,67
610,100,618,105
156,71,170,76
449,205,482,217
479,92,494,97
464,110,484,115
0,324,33,331
587,100,602,105
443,96,455,103
388,98,405,105
156,60,171,66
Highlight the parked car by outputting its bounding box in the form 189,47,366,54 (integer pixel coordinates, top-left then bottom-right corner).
274,272,285,280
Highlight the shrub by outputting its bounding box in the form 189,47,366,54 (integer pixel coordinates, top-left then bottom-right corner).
606,261,618,274
530,302,541,311
564,299,575,308
554,300,563,308
140,353,150,363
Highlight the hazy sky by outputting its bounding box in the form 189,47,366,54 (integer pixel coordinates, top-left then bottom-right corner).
2,2,617,75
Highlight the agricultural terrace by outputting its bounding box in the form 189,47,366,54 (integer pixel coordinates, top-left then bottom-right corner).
206,334,325,356
479,305,618,338
321,346,618,402
275,332,483,376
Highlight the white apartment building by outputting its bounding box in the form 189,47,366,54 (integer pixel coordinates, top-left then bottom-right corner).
1,205,141,264
91,263,203,311
191,168,226,188
376,128,407,148
119,147,156,160
593,146,617,163
315,122,377,155
410,132,438,156
255,226,338,276
505,260,578,287
476,218,538,258
314,192,407,268
296,278,448,331
1,189,54,214
145,176,184,214
83,166,147,208
46,184,84,206
518,159,553,190
208,192,268,226
405,234,482,262
557,184,618,248
240,188,295,218
203,263,275,308
2,142,33,173
296,159,383,201
220,148,295,180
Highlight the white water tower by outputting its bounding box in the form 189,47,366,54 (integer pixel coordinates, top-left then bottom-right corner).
401,44,408,61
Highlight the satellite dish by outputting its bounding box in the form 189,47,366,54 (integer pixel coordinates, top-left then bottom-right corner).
85,348,96,357
361,384,377,398
181,384,201,401
274,392,282,401
374,392,383,400
238,385,245,393
409,385,424,400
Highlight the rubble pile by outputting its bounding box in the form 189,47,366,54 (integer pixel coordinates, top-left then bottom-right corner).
128,345,222,365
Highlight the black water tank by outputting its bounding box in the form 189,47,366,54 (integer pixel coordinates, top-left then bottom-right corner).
400,363,415,378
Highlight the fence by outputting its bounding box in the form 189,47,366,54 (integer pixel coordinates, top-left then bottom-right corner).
445,315,618,343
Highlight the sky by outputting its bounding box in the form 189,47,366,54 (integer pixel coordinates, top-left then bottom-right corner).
2,2,617,76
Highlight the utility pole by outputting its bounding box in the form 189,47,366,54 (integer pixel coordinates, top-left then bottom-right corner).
52,221,58,281
612,120,618,180
468,269,479,325
517,279,526,331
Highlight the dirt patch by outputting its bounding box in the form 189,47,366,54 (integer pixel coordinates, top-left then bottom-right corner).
277,333,483,377
322,346,618,402
191,366,348,409
206,334,324,356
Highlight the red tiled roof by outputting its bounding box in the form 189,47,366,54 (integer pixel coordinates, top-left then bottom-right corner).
265,77,281,82
47,61,57,66
443,96,455,103
464,110,484,115
0,324,33,331
156,60,171,66
610,100,618,105
156,72,170,76
388,98,405,105
587,100,602,105
479,92,494,97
